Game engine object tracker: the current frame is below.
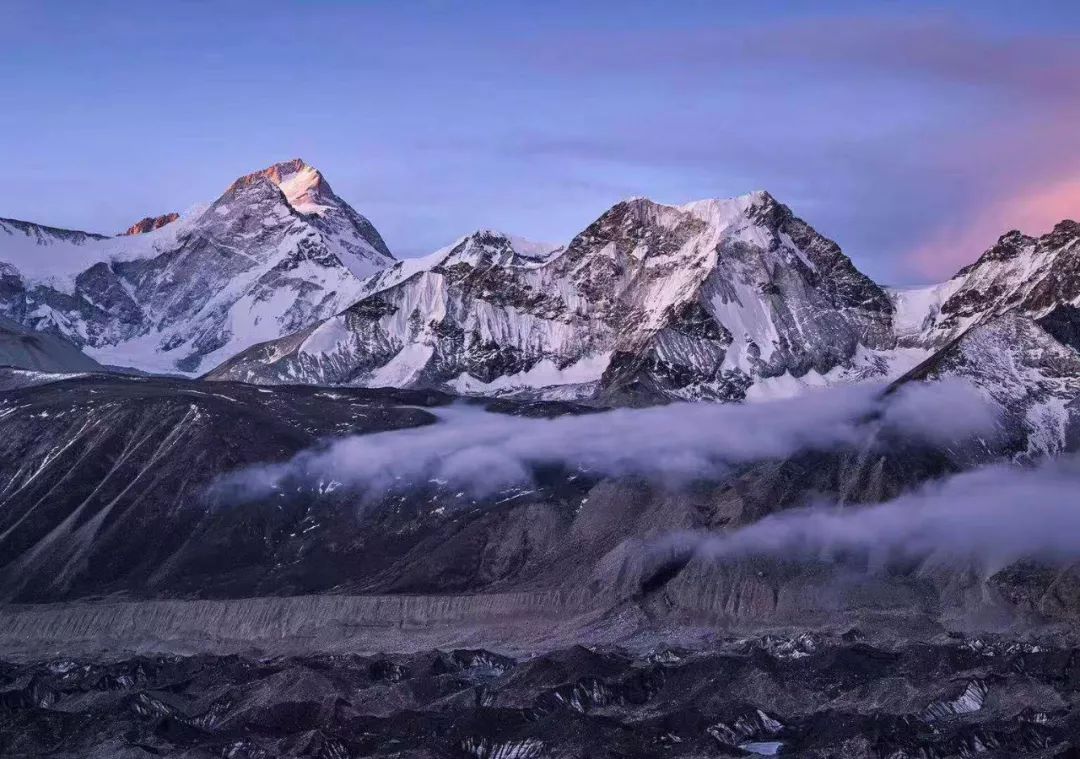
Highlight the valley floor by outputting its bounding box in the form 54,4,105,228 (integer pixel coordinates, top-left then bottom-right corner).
2,633,1078,758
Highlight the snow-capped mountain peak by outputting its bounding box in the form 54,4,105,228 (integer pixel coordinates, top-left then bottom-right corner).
599,190,771,231
228,157,337,217
354,229,561,299
438,229,562,268
208,189,899,402
0,160,396,374
11,161,1080,417
220,159,394,279
892,217,1080,349
679,189,771,221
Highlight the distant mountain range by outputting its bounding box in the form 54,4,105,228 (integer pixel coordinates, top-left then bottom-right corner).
2,159,1080,453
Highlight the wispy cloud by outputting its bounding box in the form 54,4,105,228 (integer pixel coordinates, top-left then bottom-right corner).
652,456,1080,575
908,175,1080,279
216,379,999,503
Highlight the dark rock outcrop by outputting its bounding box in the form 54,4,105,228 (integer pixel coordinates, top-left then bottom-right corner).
119,212,180,236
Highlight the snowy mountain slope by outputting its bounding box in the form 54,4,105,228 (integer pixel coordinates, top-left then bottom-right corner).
207,191,905,402
7,158,1079,408
880,220,1080,456
0,159,394,374
898,311,1080,458
225,158,393,280
890,220,1080,348
0,218,113,280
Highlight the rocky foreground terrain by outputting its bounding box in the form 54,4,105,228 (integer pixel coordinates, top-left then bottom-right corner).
4,636,1080,758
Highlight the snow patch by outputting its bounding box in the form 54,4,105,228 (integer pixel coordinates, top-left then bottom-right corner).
449,353,612,395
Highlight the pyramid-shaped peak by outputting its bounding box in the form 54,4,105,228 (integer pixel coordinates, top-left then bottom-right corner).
226,158,336,215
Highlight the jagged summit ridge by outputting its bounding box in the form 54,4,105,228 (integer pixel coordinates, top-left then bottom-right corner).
201,182,1080,411
891,215,1080,349
120,212,180,236
7,162,1080,412
208,189,899,402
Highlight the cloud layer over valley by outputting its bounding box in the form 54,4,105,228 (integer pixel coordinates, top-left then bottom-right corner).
218,379,999,502
212,378,1080,572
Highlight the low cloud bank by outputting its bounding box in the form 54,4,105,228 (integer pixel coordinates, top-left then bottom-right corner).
651,458,1080,573
216,379,999,502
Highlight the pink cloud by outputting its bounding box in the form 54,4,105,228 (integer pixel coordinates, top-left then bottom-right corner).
523,15,1080,284
907,175,1080,281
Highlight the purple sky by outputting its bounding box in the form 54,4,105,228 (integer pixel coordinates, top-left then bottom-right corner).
3,1,1079,284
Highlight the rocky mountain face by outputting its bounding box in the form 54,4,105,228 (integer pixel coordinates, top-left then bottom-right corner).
120,212,180,236
5,369,1080,759
208,192,903,403
0,374,450,603
893,220,1080,349
8,162,1079,420
0,159,393,374
886,221,1080,456
0,370,1041,612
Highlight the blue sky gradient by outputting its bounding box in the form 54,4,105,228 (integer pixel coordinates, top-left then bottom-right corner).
3,1,1079,283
